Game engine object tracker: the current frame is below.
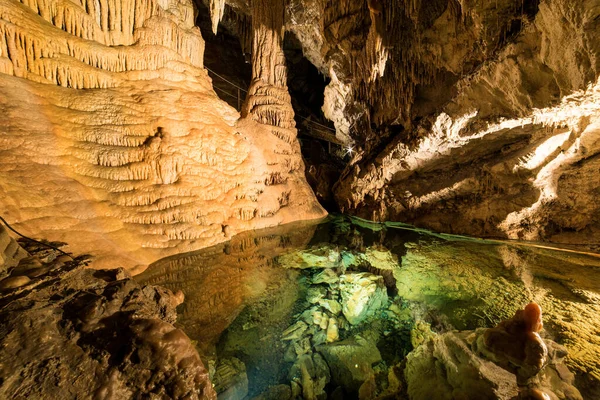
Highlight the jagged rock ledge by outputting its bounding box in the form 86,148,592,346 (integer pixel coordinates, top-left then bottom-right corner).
0,236,216,400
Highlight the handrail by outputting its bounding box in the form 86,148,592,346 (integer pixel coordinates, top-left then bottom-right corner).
205,65,338,137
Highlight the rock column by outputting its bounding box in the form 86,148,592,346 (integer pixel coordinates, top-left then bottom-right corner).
242,0,296,143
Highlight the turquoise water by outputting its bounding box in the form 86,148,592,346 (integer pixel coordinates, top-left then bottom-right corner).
135,215,600,399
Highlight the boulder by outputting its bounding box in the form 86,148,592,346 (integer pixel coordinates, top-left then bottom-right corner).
317,336,382,392
213,357,249,400
339,273,388,325
405,331,519,400
0,260,215,399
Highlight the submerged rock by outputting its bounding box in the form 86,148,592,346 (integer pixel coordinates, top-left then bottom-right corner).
279,246,341,269
339,273,388,325
251,384,292,400
312,268,339,284
289,353,331,400
317,336,382,393
319,298,342,315
326,317,339,343
307,286,328,304
213,357,249,400
282,321,309,341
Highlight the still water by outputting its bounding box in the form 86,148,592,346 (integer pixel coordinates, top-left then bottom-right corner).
135,215,600,399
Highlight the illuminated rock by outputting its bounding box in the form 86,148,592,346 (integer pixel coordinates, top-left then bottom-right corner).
278,245,341,269
326,316,339,343
477,302,548,380
0,0,325,271
339,272,388,325
0,225,27,269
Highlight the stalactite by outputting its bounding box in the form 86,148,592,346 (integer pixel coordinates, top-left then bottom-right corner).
0,0,204,89
208,0,225,34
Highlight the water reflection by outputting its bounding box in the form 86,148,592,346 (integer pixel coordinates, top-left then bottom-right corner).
135,215,600,399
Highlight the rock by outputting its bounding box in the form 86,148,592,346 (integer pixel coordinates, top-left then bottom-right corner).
476,302,548,380
0,225,28,269
317,335,382,392
284,343,298,363
312,330,328,347
339,273,388,325
0,275,31,290
410,320,435,349
289,354,331,400
291,380,302,398
405,331,520,400
213,358,248,400
0,263,215,399
279,246,340,269
361,246,399,270
306,286,328,304
406,320,583,400
282,321,308,341
294,337,313,356
22,266,51,278
319,316,329,330
12,256,43,275
326,317,339,343
319,299,342,315
312,268,339,284
311,310,325,326
358,375,377,400
251,384,292,400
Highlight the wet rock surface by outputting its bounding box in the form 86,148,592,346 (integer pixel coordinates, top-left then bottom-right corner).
0,240,215,400
406,304,583,400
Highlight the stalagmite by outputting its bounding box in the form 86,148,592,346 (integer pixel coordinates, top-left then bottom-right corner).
242,0,296,138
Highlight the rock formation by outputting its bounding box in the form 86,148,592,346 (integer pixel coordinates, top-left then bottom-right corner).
0,238,216,399
405,328,582,400
405,303,583,400
0,0,325,270
0,224,27,268
206,0,600,246
321,0,600,245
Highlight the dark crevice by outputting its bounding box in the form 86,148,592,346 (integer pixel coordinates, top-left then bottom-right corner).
194,2,251,109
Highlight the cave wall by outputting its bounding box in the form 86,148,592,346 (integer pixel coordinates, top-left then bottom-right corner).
0,0,325,270
213,0,598,246
329,0,600,245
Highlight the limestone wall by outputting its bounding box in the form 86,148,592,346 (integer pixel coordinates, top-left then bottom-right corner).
0,0,326,270
0,224,27,270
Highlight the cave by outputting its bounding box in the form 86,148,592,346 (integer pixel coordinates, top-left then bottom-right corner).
0,0,599,399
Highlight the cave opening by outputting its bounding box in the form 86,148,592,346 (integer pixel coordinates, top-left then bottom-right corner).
283,32,345,212
194,1,252,109
195,2,346,212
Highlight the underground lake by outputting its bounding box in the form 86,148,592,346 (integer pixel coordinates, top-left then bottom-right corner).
134,215,600,400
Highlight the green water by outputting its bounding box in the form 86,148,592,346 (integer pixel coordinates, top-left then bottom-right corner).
135,215,600,399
